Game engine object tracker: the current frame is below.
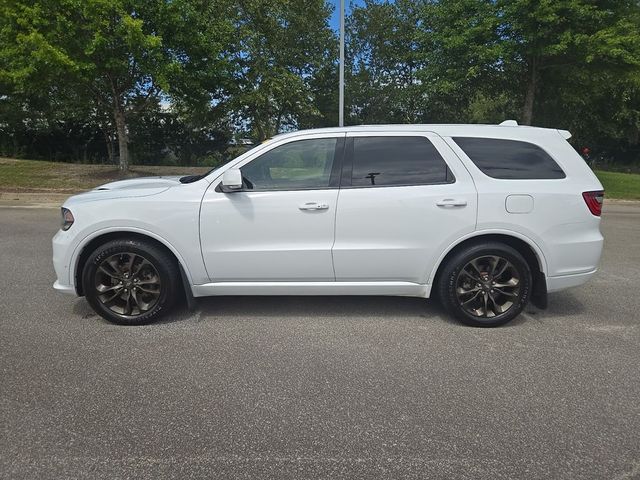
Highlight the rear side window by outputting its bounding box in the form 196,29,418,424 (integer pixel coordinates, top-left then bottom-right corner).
349,136,453,187
453,137,566,179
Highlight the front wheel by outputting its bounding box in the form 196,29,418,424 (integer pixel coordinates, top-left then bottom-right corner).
82,239,179,325
437,242,532,327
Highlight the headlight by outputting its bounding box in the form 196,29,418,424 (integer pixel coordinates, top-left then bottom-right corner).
61,207,74,231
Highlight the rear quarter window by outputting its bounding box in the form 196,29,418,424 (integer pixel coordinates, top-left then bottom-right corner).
452,137,566,180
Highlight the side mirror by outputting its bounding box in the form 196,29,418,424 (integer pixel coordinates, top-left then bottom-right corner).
221,168,243,193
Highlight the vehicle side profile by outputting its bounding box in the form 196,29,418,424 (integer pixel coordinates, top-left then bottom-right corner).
52,122,605,327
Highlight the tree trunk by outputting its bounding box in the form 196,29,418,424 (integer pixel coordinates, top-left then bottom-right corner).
521,58,538,126
114,108,129,172
103,129,115,165
628,125,639,146
255,120,266,142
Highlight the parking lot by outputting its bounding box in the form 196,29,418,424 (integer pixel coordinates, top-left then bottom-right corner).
1,204,639,479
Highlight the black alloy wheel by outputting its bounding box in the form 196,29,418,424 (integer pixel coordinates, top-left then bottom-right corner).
82,239,179,325
437,242,532,327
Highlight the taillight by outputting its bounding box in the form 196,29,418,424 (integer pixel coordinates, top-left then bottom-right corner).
582,190,604,216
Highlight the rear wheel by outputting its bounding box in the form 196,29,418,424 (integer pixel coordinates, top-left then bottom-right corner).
82,239,179,325
437,242,532,327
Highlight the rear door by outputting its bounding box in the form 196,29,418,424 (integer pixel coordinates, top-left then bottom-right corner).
332,132,477,284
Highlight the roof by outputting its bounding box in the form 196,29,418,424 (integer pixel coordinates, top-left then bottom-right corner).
273,121,571,141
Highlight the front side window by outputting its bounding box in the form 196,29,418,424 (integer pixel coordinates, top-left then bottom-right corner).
241,138,338,191
349,136,453,187
452,137,566,179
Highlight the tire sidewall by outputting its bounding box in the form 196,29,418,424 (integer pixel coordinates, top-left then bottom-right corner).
82,240,177,325
440,243,532,327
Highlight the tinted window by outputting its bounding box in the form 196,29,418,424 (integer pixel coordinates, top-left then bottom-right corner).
242,138,338,190
350,137,452,187
453,137,566,179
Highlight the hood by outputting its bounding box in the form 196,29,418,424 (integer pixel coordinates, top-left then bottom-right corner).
96,176,184,191
64,176,183,205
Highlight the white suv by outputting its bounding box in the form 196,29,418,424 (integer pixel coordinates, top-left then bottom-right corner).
52,122,604,327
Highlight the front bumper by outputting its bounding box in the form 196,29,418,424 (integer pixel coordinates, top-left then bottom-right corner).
52,228,78,295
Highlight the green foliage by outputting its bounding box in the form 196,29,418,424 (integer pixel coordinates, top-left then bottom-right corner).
0,157,207,190
347,0,427,123
595,170,640,200
0,0,639,167
228,0,337,140
0,0,236,169
346,0,640,159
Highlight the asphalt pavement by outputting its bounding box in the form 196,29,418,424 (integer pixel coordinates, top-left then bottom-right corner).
1,204,639,479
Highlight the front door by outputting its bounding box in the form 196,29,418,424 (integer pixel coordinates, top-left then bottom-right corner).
332,132,478,285
200,134,344,282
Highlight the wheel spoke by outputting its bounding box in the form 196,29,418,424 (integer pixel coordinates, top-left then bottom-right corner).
494,287,518,298
488,292,504,314
132,258,151,276
494,278,519,288
469,259,484,277
96,284,122,294
457,286,481,297
102,288,124,304
460,268,482,283
482,292,489,317
461,290,481,306
132,290,153,312
488,256,500,276
98,264,120,280
137,276,160,286
123,291,133,315
137,285,160,294
107,257,123,275
493,260,509,279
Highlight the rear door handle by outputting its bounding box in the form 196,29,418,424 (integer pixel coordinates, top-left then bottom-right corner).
436,198,468,207
299,202,329,211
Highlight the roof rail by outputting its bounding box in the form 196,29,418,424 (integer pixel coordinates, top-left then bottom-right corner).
499,120,519,126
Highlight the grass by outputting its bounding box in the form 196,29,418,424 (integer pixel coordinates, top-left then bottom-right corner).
0,158,207,192
594,170,640,201
1,158,639,200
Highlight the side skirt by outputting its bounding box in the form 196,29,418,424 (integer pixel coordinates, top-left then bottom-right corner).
191,281,431,298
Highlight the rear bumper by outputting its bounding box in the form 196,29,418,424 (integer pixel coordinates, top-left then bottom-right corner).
546,269,597,293
53,280,76,295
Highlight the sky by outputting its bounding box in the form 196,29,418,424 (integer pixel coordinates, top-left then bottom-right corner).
328,0,367,31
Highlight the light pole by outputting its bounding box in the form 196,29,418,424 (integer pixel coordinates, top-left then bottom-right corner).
339,0,345,127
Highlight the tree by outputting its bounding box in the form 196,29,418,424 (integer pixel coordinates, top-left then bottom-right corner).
419,0,507,123
347,0,429,124
496,0,640,125
0,0,235,170
228,0,337,141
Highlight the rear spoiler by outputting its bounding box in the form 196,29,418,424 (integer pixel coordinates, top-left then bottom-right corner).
558,129,572,140
498,121,572,140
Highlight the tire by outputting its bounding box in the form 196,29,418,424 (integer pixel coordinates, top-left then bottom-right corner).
437,242,532,327
82,238,179,325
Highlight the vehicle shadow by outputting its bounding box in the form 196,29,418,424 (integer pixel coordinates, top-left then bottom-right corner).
72,291,584,327
164,295,463,326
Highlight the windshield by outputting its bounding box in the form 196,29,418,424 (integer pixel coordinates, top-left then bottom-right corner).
179,161,230,184
180,143,266,184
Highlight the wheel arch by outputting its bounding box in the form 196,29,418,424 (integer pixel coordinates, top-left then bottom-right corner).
72,229,193,297
430,232,548,302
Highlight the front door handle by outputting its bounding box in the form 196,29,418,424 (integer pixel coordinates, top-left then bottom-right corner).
436,198,468,207
299,202,330,211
